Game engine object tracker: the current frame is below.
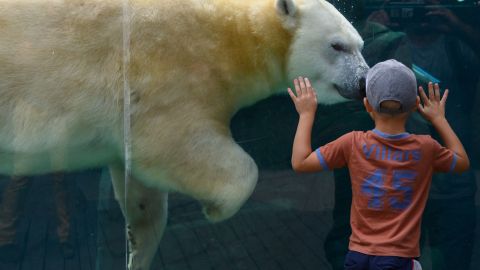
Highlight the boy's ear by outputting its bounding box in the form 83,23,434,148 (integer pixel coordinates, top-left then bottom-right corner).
410,96,420,112
363,97,373,113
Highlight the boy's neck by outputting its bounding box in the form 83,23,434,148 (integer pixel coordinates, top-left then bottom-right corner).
373,117,407,135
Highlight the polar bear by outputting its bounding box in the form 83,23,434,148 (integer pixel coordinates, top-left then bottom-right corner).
0,0,368,269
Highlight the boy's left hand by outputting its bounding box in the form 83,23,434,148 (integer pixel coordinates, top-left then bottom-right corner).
288,77,317,117
418,82,448,124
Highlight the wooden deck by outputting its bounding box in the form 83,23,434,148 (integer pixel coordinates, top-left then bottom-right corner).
0,169,479,270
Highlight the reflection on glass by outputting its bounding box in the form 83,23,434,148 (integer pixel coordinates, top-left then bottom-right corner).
0,0,478,270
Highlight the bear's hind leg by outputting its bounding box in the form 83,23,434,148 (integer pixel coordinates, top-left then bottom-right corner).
110,166,168,270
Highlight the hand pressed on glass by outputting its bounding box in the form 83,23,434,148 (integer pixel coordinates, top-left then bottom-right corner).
417,82,448,124
287,76,317,117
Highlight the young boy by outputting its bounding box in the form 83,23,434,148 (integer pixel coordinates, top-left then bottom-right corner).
288,59,470,270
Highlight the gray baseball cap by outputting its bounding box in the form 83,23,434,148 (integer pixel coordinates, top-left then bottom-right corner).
366,59,417,114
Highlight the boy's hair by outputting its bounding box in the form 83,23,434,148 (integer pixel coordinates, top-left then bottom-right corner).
366,59,417,114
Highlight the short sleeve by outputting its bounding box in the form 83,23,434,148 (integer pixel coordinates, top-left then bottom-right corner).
432,139,457,173
315,132,354,170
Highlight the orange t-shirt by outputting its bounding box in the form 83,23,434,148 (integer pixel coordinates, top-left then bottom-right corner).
315,129,457,258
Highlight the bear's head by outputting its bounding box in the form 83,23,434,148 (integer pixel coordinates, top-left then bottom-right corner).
277,0,369,104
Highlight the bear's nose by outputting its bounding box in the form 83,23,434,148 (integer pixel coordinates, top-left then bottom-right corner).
359,77,366,98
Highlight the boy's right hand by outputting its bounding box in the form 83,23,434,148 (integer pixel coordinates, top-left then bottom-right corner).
418,82,448,124
287,76,317,117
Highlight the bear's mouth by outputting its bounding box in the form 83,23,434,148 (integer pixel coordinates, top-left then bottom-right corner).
333,83,341,93
333,82,365,100
333,83,351,99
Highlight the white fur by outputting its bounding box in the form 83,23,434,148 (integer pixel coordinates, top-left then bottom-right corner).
288,0,368,104
0,0,367,269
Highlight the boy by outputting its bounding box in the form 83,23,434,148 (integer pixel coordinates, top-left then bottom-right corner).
287,59,470,270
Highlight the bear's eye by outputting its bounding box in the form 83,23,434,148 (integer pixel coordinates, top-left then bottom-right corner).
331,43,346,52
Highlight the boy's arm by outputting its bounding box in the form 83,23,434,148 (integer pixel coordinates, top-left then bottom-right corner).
418,82,470,173
288,77,323,172
291,112,323,172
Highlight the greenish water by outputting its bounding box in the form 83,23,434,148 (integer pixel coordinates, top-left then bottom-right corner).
0,0,479,269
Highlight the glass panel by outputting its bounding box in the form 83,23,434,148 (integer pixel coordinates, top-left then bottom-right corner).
0,0,129,268
0,1,478,270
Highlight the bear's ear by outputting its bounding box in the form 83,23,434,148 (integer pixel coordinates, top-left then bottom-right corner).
276,0,296,16
275,0,297,29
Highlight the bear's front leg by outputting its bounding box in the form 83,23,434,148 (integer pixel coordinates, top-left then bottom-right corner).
193,135,259,222
178,132,258,222
134,124,258,223
109,165,168,270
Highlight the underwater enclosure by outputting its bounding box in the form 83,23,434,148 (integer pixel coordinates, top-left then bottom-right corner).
0,0,479,269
